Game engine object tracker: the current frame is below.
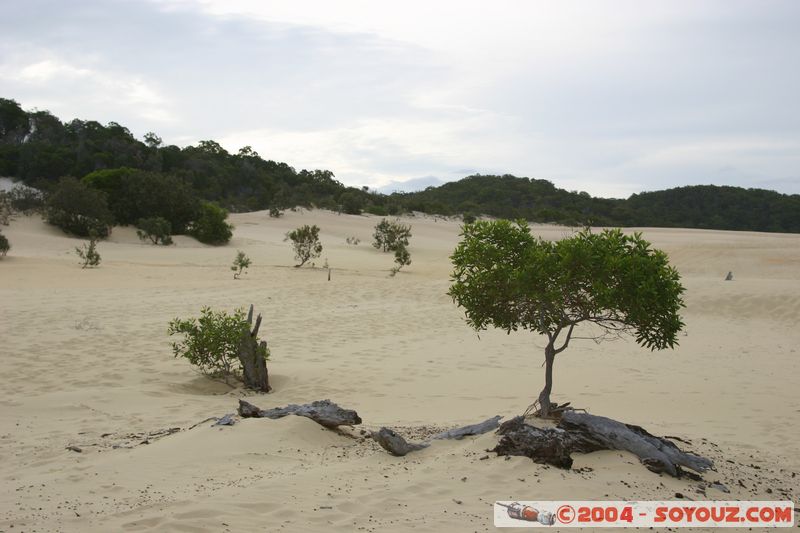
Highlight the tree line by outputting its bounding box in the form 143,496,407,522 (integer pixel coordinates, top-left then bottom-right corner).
2,97,798,233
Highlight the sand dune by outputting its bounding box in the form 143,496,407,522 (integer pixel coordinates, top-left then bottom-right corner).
1,210,798,531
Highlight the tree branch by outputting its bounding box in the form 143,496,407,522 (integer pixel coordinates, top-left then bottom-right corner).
553,323,576,354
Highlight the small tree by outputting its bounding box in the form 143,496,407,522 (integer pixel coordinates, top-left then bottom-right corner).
168,307,268,384
76,233,101,268
373,218,411,252
190,202,233,245
389,243,411,276
449,221,685,417
136,217,173,245
285,224,322,267
231,250,251,279
0,232,9,258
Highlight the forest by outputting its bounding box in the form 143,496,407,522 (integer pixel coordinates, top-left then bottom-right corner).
2,97,798,233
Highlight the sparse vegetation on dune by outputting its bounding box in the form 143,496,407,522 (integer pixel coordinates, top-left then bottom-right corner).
75,233,101,268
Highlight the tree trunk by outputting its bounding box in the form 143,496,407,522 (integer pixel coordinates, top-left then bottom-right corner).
238,305,271,392
537,344,556,416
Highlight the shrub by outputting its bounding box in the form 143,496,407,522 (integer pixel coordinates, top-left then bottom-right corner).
136,217,173,245
462,213,477,224
168,307,268,383
46,177,113,237
285,224,322,267
373,218,412,252
8,185,45,214
190,202,233,245
0,192,10,225
364,204,388,216
345,236,361,245
83,169,199,232
231,250,251,279
0,232,9,258
76,233,101,268
389,243,411,276
339,191,365,215
268,206,283,218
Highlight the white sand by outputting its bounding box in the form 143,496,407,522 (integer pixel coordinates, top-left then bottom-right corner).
1,210,798,531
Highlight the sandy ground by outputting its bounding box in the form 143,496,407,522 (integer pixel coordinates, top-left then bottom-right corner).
0,209,798,532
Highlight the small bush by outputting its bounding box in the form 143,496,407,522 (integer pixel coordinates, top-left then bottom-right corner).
373,218,412,252
285,224,322,267
462,213,477,224
136,217,173,245
168,307,268,384
76,234,101,268
231,250,251,279
0,232,9,258
190,202,233,245
0,192,11,225
390,243,411,276
268,206,283,218
345,236,361,245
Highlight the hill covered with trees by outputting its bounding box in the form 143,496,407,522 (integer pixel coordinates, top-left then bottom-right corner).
2,97,798,233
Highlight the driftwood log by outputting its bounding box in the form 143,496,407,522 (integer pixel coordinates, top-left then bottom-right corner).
374,415,503,456
373,428,430,456
238,399,362,428
238,305,271,393
493,413,713,478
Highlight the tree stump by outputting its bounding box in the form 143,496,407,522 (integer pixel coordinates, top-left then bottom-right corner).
238,304,271,392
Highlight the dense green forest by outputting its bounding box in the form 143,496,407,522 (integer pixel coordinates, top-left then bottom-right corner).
2,97,798,233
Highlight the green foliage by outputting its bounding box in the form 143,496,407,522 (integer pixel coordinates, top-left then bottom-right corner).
449,220,685,413
75,233,101,268
190,202,233,245
268,206,283,218
389,243,411,276
373,218,412,252
462,213,477,224
0,232,9,257
168,307,268,383
339,190,365,214
449,220,685,348
136,217,173,245
83,168,199,232
285,224,322,267
4,101,798,233
46,177,113,237
364,204,388,216
0,192,10,225
231,250,251,279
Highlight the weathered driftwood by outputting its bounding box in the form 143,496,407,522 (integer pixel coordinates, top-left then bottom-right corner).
238,305,271,393
375,415,503,457
238,399,362,428
431,415,503,440
560,412,713,476
492,413,713,478
373,427,430,456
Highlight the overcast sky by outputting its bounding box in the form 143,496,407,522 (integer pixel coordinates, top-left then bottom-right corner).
1,0,798,197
